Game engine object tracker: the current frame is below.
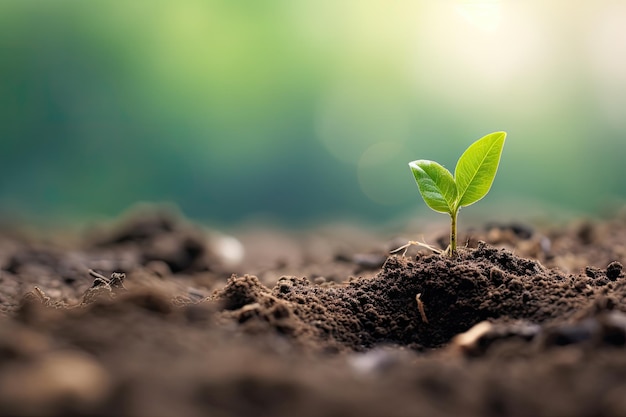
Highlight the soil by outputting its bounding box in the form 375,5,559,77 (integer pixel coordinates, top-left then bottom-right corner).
3,206,626,416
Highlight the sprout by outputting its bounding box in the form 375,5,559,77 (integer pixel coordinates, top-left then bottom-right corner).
409,131,506,257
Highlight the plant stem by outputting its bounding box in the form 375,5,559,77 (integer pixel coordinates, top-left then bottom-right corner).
449,210,458,257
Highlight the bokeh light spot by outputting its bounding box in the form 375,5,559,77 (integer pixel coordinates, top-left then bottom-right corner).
357,141,412,206
316,84,411,164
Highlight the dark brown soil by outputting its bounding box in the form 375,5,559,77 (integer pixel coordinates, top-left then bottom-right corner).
3,206,626,416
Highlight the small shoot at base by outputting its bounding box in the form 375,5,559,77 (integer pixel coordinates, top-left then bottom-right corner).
405,131,506,257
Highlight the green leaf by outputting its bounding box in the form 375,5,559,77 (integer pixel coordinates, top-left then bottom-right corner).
409,160,457,214
454,131,506,208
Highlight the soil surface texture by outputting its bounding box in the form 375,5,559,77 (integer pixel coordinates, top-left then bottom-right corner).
2,206,626,417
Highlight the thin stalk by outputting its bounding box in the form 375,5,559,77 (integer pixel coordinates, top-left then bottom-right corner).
449,209,458,257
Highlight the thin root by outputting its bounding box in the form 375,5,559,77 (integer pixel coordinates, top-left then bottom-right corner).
390,240,443,256
416,293,429,324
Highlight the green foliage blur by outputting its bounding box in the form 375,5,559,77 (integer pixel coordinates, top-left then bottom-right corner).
1,0,625,227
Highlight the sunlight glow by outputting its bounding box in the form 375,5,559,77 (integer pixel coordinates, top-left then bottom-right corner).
414,0,545,91
454,0,502,32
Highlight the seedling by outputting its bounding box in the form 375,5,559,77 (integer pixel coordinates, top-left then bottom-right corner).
406,131,506,257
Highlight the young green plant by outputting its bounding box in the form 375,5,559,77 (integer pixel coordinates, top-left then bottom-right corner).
409,131,506,257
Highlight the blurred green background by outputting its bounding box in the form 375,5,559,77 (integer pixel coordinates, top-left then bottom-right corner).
1,0,625,227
